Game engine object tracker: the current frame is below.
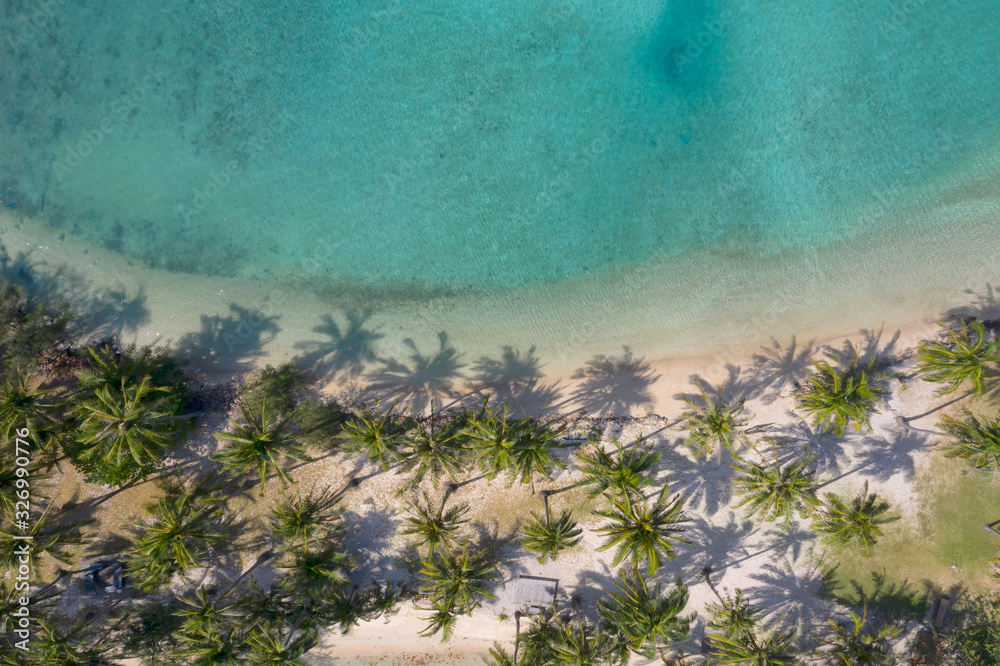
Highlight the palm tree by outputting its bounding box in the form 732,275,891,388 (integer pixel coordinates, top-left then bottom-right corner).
175,587,248,637
420,546,498,616
705,588,798,666
484,642,517,666
76,344,184,395
246,620,316,666
597,569,693,659
811,482,897,556
401,491,470,557
595,487,691,575
938,411,1000,473
340,402,408,471
705,588,760,639
0,461,49,516
465,402,530,481
508,419,568,492
128,484,228,591
548,614,629,666
71,376,190,485
276,545,354,603
0,501,85,575
706,625,799,666
575,439,660,501
730,445,818,527
321,581,400,636
0,370,61,454
817,608,901,665
170,625,251,666
213,402,309,493
520,492,583,562
915,319,1000,396
796,351,888,436
417,597,459,642
397,415,469,490
679,387,750,457
20,617,120,666
269,488,343,551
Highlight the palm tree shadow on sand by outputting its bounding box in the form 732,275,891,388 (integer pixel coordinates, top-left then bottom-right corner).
747,336,817,404
562,346,660,417
470,345,564,416
362,331,465,414
172,304,281,375
947,283,1000,330
293,311,384,380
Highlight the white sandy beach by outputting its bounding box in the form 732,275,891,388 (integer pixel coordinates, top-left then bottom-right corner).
5,206,1000,663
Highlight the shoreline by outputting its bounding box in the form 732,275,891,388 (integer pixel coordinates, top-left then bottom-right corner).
2,204,997,415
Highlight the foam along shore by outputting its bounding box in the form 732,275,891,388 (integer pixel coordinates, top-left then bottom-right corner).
2,190,999,410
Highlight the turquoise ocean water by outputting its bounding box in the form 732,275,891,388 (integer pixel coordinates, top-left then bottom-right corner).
2,0,1000,364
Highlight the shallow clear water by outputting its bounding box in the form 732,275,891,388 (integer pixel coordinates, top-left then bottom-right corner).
3,0,999,292
1,0,1000,381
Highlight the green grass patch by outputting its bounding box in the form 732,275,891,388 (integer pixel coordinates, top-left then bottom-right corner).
826,452,1000,618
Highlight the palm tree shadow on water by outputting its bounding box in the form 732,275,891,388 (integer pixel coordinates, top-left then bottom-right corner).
293,311,384,381
0,248,151,339
470,345,564,417
561,346,660,417
362,331,465,414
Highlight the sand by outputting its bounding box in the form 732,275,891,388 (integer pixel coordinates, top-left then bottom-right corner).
6,207,1000,662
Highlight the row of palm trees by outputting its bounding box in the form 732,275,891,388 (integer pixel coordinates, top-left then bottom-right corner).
0,312,996,663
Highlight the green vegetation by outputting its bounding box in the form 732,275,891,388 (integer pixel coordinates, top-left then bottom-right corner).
704,588,798,665
597,569,692,659
595,487,691,574
575,438,660,500
815,607,901,665
212,402,309,492
939,410,1000,473
730,444,818,527
811,482,897,556
679,387,749,456
797,350,888,436
402,491,470,558
948,594,1000,665
915,319,1000,397
520,493,583,563
0,278,70,381
3,284,997,664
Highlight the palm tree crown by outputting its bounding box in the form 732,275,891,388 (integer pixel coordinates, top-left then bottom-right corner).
575,439,660,501
269,488,343,551
397,415,469,490
730,445,818,527
401,491,470,557
340,402,408,471
811,482,897,556
520,493,583,563
420,546,498,616
128,484,227,591
465,402,533,482
817,608,901,665
915,319,1000,396
796,351,888,436
597,569,693,659
212,402,309,492
938,411,1000,473
679,388,749,456
595,487,691,575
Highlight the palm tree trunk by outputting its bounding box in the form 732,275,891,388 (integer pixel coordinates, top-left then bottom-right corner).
218,550,275,600
702,566,723,604
900,390,973,423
